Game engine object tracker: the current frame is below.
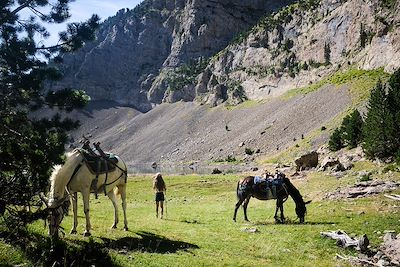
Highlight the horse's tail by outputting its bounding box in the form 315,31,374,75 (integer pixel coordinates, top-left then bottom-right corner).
236,180,240,200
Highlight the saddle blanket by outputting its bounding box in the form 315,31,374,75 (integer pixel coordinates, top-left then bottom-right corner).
254,176,284,186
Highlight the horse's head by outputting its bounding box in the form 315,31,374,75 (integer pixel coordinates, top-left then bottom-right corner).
47,195,70,237
295,200,312,223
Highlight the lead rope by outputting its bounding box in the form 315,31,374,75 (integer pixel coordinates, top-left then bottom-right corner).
282,184,289,203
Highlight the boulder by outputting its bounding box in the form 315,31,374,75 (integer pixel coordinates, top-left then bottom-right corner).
294,151,318,171
211,168,222,174
319,156,345,171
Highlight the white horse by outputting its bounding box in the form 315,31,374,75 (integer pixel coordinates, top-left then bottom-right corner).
47,149,128,236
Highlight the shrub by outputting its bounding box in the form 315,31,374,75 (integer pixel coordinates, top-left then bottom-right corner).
245,148,254,155
359,173,372,182
226,155,237,162
324,42,331,65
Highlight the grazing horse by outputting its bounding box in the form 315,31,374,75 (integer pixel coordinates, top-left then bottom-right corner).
233,173,311,223
47,149,128,236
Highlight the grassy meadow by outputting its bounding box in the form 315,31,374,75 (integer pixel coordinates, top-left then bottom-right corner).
1,164,400,266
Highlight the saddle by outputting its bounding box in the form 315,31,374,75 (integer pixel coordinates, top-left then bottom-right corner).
253,176,285,199
79,148,119,199
80,149,118,175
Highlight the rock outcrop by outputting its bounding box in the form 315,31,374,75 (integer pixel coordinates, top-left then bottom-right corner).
194,0,400,106
295,151,319,171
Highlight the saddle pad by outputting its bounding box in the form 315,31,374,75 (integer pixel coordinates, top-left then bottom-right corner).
254,176,265,184
266,177,284,186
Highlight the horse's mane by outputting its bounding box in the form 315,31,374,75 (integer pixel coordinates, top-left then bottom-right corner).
283,177,304,204
50,149,80,182
49,149,82,197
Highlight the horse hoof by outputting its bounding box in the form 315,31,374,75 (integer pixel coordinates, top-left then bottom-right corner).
111,225,117,229
70,230,77,235
123,227,128,231
83,232,91,237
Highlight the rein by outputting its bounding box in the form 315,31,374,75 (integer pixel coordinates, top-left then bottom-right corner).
281,184,289,203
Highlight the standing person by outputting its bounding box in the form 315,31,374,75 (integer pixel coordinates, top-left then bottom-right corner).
153,173,166,218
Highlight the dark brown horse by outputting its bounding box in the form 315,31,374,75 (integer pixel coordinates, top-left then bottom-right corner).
233,173,311,223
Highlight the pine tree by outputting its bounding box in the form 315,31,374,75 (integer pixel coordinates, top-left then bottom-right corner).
0,1,99,226
362,80,392,159
386,69,400,155
328,128,343,151
341,110,363,148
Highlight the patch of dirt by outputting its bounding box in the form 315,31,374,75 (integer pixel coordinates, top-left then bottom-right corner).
67,85,351,173
324,180,400,200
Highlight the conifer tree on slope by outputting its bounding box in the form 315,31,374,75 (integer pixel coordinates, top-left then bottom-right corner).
341,110,363,149
362,80,393,159
386,69,400,157
0,0,99,225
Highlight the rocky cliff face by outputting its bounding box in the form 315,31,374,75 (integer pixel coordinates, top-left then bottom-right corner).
52,0,294,111
52,0,400,110
192,0,400,106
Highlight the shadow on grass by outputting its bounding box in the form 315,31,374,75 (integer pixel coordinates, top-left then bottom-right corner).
0,228,118,267
247,220,337,226
0,228,199,266
101,231,199,254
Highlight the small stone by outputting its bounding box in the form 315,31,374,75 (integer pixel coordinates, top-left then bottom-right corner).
240,227,258,233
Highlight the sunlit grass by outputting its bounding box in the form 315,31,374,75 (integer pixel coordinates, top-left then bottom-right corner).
282,68,389,104
2,171,400,266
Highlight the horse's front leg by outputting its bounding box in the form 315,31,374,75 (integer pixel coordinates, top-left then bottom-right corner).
275,199,285,223
81,189,92,237
70,192,78,234
107,189,119,229
279,200,285,224
274,199,280,223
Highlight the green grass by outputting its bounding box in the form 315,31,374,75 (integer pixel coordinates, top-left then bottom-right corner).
282,68,389,105
263,68,389,164
2,171,400,266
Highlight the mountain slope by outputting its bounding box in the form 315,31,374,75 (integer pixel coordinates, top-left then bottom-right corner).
69,82,351,172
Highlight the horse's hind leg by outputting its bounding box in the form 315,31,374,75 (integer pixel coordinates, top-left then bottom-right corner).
118,184,128,231
243,196,251,222
233,198,244,222
70,192,78,234
107,190,119,229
